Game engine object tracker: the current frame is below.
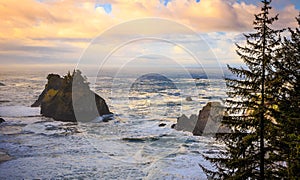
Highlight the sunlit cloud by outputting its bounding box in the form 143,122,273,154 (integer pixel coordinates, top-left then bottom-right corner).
0,0,298,69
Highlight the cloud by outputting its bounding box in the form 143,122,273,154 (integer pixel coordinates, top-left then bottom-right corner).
0,0,299,68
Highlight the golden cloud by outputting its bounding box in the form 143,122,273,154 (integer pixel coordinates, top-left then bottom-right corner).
0,0,298,67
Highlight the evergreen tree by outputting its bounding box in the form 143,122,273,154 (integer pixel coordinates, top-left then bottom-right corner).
201,0,283,179
271,14,300,179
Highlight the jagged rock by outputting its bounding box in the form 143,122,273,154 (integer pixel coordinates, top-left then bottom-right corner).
174,114,198,132
173,102,230,136
32,70,112,122
193,102,229,136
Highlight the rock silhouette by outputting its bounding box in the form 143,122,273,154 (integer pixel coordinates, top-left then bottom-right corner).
32,70,112,122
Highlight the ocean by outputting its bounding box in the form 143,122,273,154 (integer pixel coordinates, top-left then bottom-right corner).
0,68,227,179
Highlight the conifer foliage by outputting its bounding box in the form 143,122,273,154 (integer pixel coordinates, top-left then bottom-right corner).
201,0,285,179
271,14,300,179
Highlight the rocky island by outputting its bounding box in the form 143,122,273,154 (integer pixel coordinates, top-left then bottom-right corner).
174,102,230,136
32,70,112,122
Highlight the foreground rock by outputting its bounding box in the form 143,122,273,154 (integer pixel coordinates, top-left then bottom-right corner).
32,70,112,122
174,102,230,136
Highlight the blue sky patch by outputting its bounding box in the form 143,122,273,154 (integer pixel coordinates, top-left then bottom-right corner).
160,0,171,7
95,3,112,14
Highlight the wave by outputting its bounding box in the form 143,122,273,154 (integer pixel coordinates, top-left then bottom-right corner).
0,106,40,117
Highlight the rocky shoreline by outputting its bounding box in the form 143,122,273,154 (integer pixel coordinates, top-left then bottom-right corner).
31,70,228,135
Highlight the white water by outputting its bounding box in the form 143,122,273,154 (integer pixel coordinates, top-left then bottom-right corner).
0,70,226,179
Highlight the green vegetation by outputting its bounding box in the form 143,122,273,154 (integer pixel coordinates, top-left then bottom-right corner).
201,0,299,179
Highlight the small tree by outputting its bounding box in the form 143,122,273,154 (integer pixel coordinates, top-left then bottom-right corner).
201,0,283,179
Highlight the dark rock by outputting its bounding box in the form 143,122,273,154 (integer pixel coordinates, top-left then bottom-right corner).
185,96,193,101
32,70,112,122
0,118,5,123
0,82,5,86
174,114,198,132
122,136,159,142
102,114,114,122
171,124,176,129
158,123,166,127
0,100,10,103
173,102,230,136
192,102,230,136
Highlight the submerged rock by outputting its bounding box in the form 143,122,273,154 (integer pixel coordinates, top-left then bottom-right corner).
185,96,193,101
158,123,166,127
0,150,11,163
171,124,176,129
0,125,23,135
31,70,112,122
122,136,159,142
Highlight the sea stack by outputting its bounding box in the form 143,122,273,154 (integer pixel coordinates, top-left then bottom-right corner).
192,102,225,136
174,102,230,136
32,70,112,122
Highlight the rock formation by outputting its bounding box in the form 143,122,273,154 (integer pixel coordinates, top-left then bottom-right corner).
192,102,228,136
174,114,198,132
174,102,230,136
32,70,112,122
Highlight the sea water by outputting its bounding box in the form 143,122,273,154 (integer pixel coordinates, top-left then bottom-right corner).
0,69,227,179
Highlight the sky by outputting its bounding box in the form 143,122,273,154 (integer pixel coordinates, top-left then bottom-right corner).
0,0,299,71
